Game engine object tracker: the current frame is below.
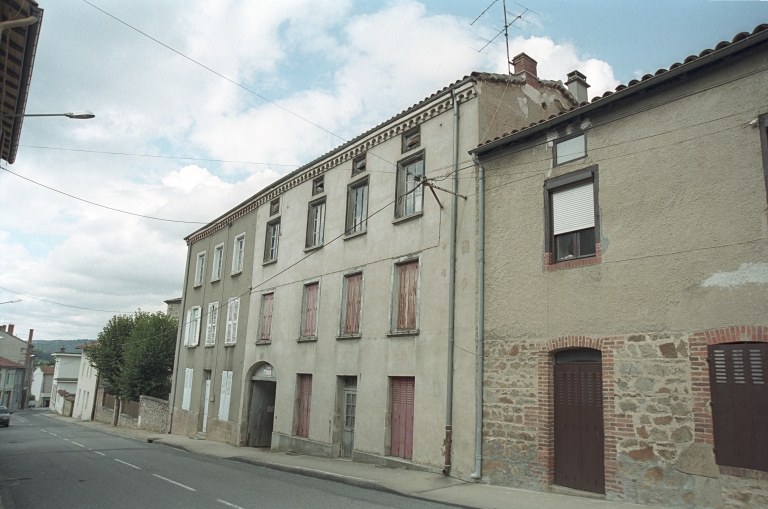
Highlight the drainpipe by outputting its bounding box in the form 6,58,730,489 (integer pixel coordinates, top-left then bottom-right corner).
470,153,485,480
168,243,193,433
443,88,460,475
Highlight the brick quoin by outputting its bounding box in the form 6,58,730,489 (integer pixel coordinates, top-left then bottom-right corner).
688,325,767,477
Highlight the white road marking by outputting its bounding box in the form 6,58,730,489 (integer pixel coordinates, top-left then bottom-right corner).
50,433,58,436
114,459,140,469
63,438,70,441
217,500,245,509
152,474,196,491
94,451,106,456
71,442,86,448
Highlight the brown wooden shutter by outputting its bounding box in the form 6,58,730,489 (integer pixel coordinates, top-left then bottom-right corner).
390,377,415,460
304,283,319,337
396,261,418,330
260,293,273,340
297,374,312,438
344,273,362,334
709,343,768,471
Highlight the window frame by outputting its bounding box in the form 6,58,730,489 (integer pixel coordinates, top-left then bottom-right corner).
553,132,587,166
338,268,364,339
257,290,275,344
224,297,240,345
264,219,280,264
345,176,369,237
312,176,325,196
352,154,367,176
544,166,600,265
204,302,219,346
194,252,206,287
184,306,202,347
388,254,421,336
231,233,246,275
211,243,224,282
395,151,425,220
760,113,768,204
305,198,327,249
299,279,321,341
402,126,420,153
269,198,280,216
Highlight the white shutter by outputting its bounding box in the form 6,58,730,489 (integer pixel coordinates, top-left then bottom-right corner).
184,309,192,346
226,371,233,417
182,368,192,410
193,307,202,346
552,181,595,235
229,298,240,343
218,371,232,420
225,299,233,344
206,303,218,345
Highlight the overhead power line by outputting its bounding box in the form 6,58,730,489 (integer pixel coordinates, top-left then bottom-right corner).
0,286,133,313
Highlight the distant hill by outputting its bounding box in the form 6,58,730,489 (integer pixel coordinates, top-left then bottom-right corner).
32,340,95,365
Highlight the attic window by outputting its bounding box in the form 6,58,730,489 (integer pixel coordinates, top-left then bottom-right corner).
554,133,586,166
270,198,280,216
402,127,420,153
312,176,324,195
353,155,367,176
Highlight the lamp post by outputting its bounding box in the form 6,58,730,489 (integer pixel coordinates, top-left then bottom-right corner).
0,111,95,119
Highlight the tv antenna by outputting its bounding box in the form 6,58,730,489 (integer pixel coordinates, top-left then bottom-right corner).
471,1,538,75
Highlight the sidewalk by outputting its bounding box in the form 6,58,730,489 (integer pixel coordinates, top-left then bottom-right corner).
46,413,664,509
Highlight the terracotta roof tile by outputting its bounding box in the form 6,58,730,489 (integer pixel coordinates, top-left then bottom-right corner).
0,356,24,368
40,366,54,375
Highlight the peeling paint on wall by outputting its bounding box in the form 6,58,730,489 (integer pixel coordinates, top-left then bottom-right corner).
701,262,768,288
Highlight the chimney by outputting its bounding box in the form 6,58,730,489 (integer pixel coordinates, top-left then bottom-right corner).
512,53,539,90
0,325,5,332
8,324,14,335
28,329,34,342
59,347,66,353
566,70,591,104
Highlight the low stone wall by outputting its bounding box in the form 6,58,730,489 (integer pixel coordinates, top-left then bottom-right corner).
117,412,139,430
94,387,114,424
138,395,168,433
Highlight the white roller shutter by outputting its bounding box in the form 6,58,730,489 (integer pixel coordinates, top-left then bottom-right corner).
182,368,193,410
552,181,594,235
218,371,233,420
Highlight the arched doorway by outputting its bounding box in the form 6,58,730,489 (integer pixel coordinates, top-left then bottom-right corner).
246,363,277,448
553,348,604,494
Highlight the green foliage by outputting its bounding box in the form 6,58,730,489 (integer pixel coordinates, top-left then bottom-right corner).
86,311,178,401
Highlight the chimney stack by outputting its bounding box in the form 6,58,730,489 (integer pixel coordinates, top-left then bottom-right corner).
512,53,539,90
0,325,6,332
566,70,591,104
8,324,14,335
28,329,34,342
59,347,66,353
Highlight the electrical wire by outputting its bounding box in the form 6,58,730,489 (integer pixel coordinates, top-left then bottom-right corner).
0,286,133,313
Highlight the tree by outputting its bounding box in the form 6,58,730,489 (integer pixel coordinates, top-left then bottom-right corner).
86,311,178,401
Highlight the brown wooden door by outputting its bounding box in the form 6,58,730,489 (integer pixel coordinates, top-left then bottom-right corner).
554,362,604,494
297,374,312,438
391,377,414,460
709,343,768,472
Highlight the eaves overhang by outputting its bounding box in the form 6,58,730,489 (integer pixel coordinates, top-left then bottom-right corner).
470,23,768,159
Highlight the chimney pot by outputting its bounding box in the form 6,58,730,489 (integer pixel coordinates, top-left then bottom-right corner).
512,52,539,90
8,324,14,335
566,70,591,104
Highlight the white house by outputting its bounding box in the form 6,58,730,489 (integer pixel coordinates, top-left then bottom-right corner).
72,343,98,420
31,366,54,407
50,350,81,415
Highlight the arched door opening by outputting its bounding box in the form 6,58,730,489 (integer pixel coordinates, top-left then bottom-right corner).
247,363,276,448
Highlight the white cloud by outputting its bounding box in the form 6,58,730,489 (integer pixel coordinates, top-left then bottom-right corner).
162,165,232,193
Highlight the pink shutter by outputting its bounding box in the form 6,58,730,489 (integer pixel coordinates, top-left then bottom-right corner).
397,261,418,330
390,377,414,460
304,283,319,337
298,374,312,437
344,274,362,334
261,294,274,341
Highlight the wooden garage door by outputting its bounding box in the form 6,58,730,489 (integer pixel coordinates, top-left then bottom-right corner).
709,343,768,472
554,362,605,494
391,377,414,460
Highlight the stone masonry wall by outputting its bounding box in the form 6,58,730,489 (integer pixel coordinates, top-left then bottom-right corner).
94,386,113,424
138,395,169,433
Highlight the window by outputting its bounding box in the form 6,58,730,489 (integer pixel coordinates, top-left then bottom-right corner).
205,302,219,346
211,244,224,281
391,258,419,333
346,178,368,235
340,272,363,337
554,133,586,166
352,154,366,176
269,198,280,216
306,199,326,248
224,297,240,345
312,176,324,195
194,252,206,286
218,370,233,421
296,374,312,437
395,155,424,219
184,306,201,346
708,343,767,472
402,127,420,153
259,292,274,342
182,368,193,410
301,282,320,339
264,220,280,262
232,234,245,274
545,167,599,263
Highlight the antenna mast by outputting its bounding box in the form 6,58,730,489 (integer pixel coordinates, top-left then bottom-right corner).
471,1,538,75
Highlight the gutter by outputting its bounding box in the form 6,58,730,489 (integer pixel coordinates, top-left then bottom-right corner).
470,152,485,480
471,25,768,157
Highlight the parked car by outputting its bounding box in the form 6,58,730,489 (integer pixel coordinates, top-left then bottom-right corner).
28,400,37,408
0,406,10,427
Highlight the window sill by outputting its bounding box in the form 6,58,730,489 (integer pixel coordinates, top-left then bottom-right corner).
204,344,215,348
193,283,202,289
185,345,198,348
304,244,323,253
263,259,277,267
387,330,419,337
224,342,237,347
392,212,423,225
255,340,271,346
297,337,318,343
344,230,367,241
336,333,361,340
544,244,601,272
554,154,588,167
230,271,242,277
210,278,221,284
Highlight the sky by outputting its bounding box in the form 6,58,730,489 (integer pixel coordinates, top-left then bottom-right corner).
1,0,766,341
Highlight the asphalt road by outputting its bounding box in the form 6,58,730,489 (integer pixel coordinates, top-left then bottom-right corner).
0,409,454,509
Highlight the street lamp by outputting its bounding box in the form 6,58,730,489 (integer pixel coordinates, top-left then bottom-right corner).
0,111,95,119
